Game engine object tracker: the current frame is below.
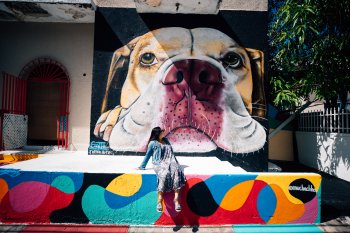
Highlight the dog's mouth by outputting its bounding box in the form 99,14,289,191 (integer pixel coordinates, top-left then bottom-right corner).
165,127,218,152
158,59,225,152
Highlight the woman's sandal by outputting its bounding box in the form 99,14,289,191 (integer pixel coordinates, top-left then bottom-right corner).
156,202,163,212
174,201,182,212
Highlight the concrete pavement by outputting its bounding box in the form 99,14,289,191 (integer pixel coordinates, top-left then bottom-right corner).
1,217,350,233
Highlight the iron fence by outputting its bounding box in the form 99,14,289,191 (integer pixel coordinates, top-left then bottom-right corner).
298,107,350,133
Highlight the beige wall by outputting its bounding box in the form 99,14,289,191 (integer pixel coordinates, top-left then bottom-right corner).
269,129,294,161
0,22,94,150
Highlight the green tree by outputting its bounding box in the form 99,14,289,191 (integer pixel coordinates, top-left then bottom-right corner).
268,0,350,110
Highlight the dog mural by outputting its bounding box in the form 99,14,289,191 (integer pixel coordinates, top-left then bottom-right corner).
93,27,266,154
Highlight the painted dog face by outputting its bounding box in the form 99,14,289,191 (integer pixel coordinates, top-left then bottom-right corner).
94,27,266,153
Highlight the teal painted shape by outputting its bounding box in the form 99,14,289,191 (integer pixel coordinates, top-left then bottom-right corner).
82,185,161,224
233,224,323,233
51,175,75,194
257,185,277,223
204,174,258,204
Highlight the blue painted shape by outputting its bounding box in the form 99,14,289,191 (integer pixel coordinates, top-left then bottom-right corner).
233,224,323,232
0,170,84,192
82,184,161,224
257,185,277,223
0,169,21,177
104,174,157,209
204,174,258,204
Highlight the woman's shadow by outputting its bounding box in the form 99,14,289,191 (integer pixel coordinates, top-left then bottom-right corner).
166,179,200,232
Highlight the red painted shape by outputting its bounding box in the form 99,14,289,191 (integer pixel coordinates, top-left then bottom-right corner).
22,224,129,233
0,184,74,223
155,179,268,225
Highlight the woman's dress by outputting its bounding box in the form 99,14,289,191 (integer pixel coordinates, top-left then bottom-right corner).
153,140,186,192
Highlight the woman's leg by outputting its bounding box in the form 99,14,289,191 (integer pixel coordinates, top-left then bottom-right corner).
157,191,163,212
158,191,163,203
174,189,182,212
174,189,180,203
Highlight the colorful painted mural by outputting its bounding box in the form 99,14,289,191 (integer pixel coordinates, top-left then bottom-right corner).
93,27,266,154
89,8,268,171
0,170,321,225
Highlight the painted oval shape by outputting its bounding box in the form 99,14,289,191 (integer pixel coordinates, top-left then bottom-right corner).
106,174,142,196
288,178,316,203
9,181,49,213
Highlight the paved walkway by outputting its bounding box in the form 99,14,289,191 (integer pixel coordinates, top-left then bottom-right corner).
1,217,350,233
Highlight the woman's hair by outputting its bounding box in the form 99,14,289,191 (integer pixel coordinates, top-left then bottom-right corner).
148,127,163,143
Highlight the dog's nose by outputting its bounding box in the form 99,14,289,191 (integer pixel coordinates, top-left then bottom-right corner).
162,60,190,85
162,59,223,98
192,60,222,85
176,70,184,83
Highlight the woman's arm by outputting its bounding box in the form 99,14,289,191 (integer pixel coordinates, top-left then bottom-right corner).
138,141,154,170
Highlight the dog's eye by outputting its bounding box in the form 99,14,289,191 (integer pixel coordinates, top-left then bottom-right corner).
140,53,158,66
222,52,242,69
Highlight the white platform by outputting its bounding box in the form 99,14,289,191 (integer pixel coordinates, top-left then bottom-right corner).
0,151,247,174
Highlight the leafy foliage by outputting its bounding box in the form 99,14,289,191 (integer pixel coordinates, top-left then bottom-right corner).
268,0,350,110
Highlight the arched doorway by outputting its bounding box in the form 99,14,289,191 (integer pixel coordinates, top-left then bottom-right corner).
20,58,70,149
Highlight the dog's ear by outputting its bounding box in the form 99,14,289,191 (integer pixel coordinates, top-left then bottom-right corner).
101,37,140,114
246,48,266,118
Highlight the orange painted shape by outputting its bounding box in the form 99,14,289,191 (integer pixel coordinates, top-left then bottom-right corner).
220,180,255,211
0,178,9,202
0,154,38,164
268,184,304,224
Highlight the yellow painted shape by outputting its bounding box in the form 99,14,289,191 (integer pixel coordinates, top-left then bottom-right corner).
220,180,255,211
257,174,321,204
106,174,142,196
268,184,304,224
0,178,8,202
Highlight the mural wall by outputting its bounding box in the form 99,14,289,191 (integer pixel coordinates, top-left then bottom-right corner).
89,8,268,171
0,170,321,225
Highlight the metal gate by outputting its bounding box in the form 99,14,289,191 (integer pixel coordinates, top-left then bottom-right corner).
0,72,27,150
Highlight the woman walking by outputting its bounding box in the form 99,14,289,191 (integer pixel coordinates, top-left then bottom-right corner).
136,127,186,212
